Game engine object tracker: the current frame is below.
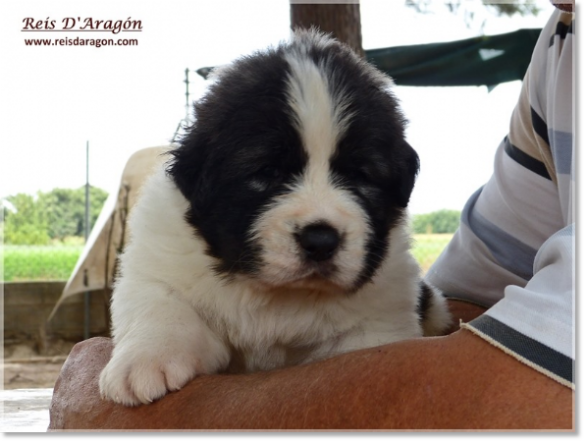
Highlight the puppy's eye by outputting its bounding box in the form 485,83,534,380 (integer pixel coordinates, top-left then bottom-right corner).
346,168,371,184
257,166,283,181
248,166,284,192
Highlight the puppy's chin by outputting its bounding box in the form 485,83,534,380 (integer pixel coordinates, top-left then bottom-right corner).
245,270,351,296
286,277,352,296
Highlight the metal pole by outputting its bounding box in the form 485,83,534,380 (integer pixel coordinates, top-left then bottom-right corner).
173,68,191,143
84,141,90,340
184,67,190,121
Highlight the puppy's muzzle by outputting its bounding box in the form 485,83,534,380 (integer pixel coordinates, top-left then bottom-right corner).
296,223,341,262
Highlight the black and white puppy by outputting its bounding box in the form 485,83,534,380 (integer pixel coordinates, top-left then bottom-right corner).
99,30,450,406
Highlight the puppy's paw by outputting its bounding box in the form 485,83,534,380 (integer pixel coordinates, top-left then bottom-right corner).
99,336,229,406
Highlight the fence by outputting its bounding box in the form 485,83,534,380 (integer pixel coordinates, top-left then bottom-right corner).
1,234,452,282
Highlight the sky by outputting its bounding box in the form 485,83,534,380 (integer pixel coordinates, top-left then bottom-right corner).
0,0,565,215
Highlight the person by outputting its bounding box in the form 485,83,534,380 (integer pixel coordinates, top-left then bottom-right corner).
48,1,574,431
425,0,575,391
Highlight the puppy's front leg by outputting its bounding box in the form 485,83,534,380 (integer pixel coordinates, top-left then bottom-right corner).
99,280,230,406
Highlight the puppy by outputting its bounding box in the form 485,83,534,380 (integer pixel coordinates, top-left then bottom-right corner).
99,30,451,406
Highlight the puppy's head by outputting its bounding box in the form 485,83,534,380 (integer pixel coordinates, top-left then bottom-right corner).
167,30,419,293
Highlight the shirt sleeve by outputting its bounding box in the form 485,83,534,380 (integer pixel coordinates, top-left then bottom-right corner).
463,225,574,388
425,9,575,388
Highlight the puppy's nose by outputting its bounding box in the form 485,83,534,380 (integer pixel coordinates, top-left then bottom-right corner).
296,223,341,262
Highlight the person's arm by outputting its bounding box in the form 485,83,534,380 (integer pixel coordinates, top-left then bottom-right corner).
48,326,572,430
442,299,487,334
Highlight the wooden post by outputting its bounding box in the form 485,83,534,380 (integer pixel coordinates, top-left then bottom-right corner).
290,1,364,57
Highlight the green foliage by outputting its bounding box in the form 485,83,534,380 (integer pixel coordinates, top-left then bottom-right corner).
405,0,541,17
38,186,108,240
412,209,461,234
2,193,50,245
2,245,83,281
2,186,108,245
484,1,541,17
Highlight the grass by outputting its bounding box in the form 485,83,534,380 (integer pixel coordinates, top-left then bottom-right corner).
1,234,454,282
412,233,453,274
1,245,83,282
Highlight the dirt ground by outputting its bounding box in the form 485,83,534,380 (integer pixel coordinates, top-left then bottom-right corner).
3,339,78,389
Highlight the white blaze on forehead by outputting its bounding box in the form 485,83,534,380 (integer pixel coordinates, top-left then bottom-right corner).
284,53,353,173
246,51,371,290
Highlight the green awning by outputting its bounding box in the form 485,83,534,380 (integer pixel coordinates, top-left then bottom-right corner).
197,28,541,88
366,28,540,88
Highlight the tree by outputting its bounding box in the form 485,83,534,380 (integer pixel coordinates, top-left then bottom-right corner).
2,186,109,244
290,2,364,57
289,0,541,60
412,209,461,234
3,193,50,245
37,189,79,241
38,186,108,240
405,0,541,17
405,0,541,30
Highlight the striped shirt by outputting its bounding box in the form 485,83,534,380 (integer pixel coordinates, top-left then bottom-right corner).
426,9,574,389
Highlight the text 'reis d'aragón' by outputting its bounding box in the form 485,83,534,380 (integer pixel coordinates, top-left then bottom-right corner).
22,17,142,34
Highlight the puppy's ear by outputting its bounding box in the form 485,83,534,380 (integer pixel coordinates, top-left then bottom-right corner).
395,141,420,208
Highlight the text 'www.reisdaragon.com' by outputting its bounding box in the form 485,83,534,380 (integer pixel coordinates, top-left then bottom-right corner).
24,37,139,48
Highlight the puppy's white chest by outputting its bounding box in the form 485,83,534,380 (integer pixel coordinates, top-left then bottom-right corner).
195,285,420,374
